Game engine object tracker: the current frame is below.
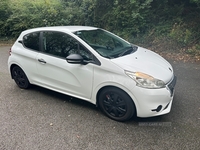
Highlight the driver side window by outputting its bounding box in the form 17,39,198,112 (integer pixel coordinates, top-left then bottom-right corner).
42,31,92,60
42,31,76,58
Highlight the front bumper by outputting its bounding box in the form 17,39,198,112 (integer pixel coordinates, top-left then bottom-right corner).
131,76,177,117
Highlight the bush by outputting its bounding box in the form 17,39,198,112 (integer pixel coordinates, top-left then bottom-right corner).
1,0,200,56
0,0,11,37
3,0,70,37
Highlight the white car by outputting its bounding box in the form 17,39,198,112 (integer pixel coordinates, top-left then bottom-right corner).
8,26,176,121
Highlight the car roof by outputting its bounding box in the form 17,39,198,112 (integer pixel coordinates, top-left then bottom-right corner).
21,26,99,35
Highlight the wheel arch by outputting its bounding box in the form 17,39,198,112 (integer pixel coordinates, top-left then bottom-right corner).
10,64,20,79
96,85,137,116
10,64,30,81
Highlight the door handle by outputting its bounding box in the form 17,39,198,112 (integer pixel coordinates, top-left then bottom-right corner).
38,59,46,64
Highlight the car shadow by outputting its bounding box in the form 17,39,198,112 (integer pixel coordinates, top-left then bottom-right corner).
30,84,98,110
28,85,170,125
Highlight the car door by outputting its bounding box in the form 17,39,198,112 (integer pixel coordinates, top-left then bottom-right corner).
35,31,94,100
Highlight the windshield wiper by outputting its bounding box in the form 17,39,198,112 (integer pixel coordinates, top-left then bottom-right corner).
118,45,138,57
118,47,133,57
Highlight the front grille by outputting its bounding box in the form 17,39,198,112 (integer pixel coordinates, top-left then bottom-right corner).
167,76,177,96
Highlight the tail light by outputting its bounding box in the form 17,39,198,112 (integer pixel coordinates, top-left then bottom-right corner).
9,48,12,55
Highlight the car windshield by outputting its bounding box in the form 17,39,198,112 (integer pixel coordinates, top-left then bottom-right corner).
74,29,137,58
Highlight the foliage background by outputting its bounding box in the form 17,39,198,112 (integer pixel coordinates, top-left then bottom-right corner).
0,0,200,56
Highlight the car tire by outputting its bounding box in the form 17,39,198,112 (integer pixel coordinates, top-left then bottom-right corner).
98,87,135,121
11,66,30,89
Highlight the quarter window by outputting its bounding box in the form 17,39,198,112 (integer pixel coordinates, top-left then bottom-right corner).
23,32,40,51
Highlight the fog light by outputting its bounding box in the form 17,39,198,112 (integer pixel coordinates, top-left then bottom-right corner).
152,105,162,112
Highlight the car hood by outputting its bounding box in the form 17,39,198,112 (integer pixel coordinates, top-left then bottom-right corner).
111,47,174,83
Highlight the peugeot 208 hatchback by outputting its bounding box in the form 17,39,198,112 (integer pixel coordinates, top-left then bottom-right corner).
8,26,176,121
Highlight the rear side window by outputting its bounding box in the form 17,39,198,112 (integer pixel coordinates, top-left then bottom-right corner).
23,32,40,51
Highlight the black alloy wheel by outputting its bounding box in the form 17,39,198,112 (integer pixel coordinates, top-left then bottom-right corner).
11,66,30,89
98,87,135,121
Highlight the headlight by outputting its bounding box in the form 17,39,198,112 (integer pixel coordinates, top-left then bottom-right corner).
125,71,165,89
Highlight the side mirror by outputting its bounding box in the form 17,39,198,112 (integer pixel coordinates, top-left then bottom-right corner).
66,54,84,64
